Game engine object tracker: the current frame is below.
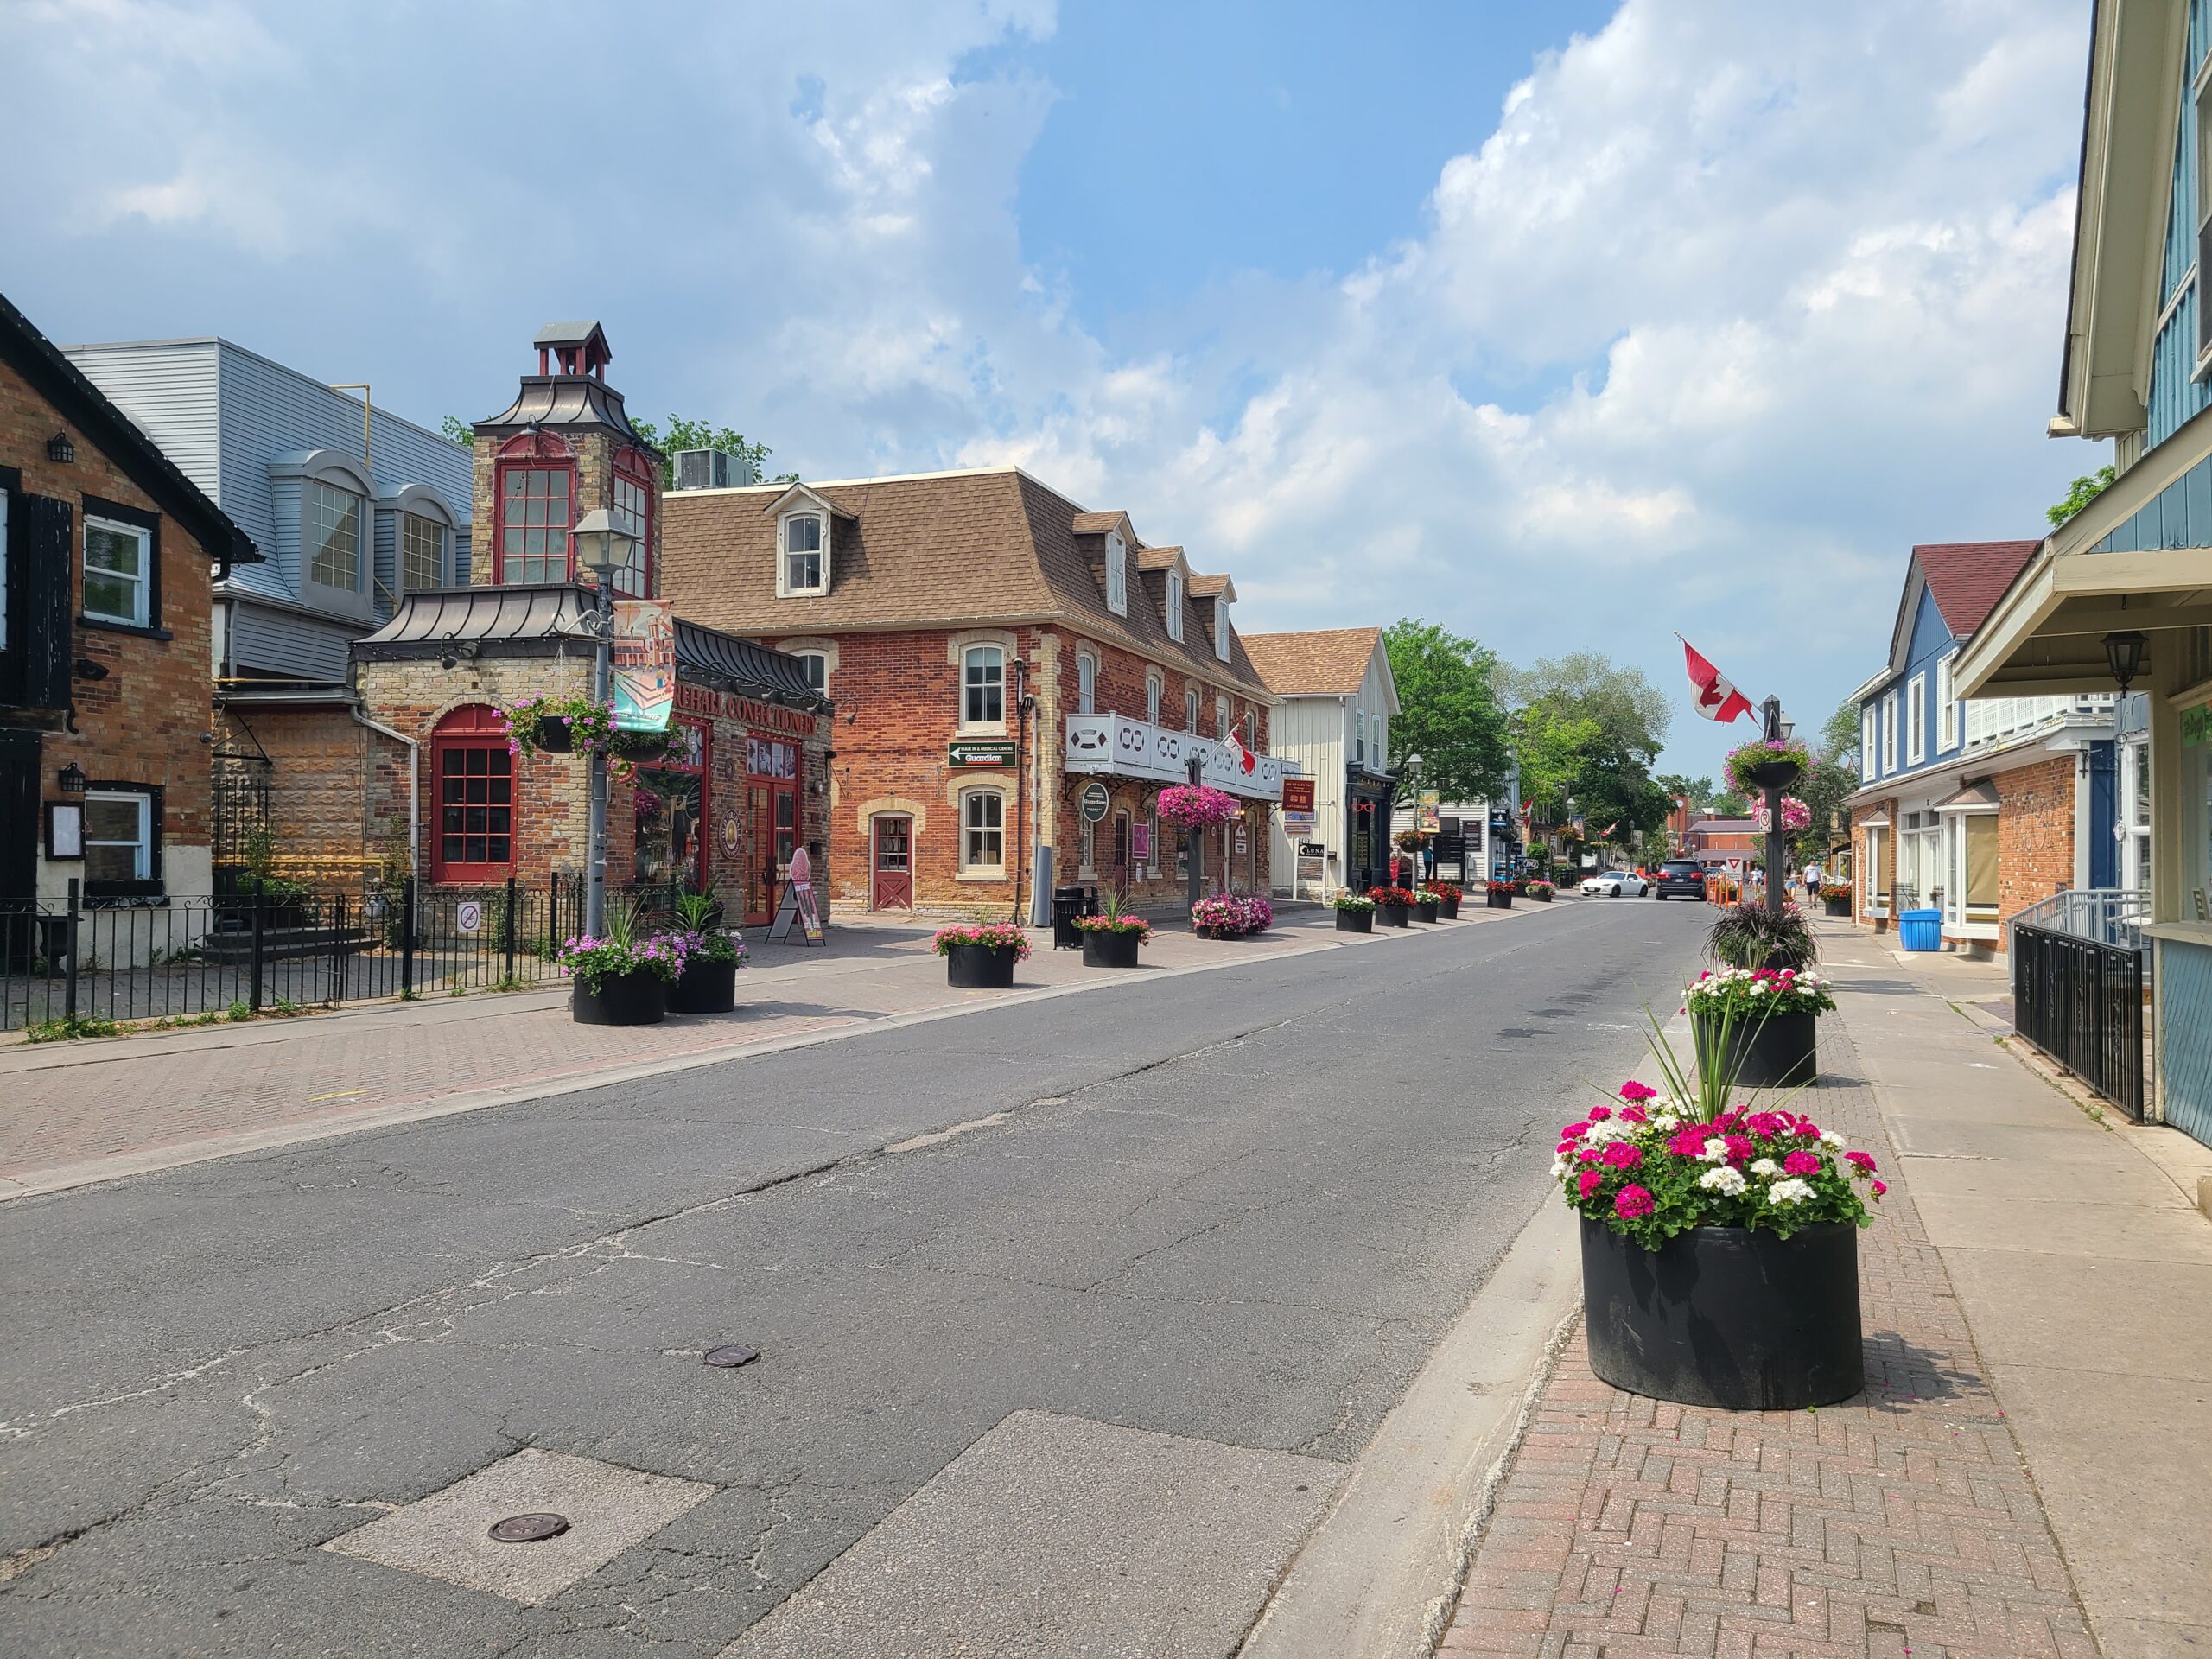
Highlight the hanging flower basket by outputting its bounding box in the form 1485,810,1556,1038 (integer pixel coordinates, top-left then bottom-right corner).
1725,735,1811,796
1752,796,1813,834
504,696,681,761
1157,784,1240,830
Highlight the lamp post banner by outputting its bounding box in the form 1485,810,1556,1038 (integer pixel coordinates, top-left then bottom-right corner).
612,600,677,731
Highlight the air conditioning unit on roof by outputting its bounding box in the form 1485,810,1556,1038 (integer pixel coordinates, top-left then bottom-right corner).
671,448,758,492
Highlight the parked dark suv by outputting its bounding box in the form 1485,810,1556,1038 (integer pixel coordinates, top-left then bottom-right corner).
1654,859,1707,900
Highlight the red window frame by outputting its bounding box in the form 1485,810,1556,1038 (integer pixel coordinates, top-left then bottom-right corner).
493,430,578,585
430,704,516,883
610,445,654,598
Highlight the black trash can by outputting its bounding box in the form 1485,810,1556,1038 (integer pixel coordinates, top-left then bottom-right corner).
1052,885,1089,950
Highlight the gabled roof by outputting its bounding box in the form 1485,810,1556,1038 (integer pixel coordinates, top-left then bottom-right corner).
0,289,257,566
1915,541,2042,638
1071,511,1129,537
533,321,607,352
1135,544,1186,571
658,467,1272,695
1240,627,1389,698
1188,573,1235,601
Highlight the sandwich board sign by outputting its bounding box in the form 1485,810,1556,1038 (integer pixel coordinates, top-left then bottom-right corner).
770,848,826,944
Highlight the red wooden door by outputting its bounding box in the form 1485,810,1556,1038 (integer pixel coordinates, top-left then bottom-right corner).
746,784,773,926
873,816,912,910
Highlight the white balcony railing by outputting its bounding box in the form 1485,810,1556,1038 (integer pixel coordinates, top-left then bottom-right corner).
1064,711,1291,802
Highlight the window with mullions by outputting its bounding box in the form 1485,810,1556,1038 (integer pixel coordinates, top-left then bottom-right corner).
963,645,1004,725
611,461,652,597
401,512,444,591
963,790,1004,870
433,709,515,880
308,480,361,591
501,467,572,583
83,790,155,890
83,517,150,626
783,514,825,593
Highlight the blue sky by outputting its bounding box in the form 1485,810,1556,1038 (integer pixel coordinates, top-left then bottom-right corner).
0,0,2103,783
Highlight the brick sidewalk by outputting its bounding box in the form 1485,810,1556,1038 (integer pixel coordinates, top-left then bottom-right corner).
1438,1016,2100,1659
0,903,1538,1199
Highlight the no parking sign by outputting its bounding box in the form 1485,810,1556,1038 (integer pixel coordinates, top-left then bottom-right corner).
455,899,484,935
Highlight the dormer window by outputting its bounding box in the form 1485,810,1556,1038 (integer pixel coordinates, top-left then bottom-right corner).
1106,531,1127,615
780,513,827,596
1213,596,1230,662
1166,571,1184,641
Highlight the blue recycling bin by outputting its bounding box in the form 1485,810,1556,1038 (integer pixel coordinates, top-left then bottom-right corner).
1898,908,1942,952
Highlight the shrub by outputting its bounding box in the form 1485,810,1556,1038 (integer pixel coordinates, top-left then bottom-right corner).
1707,900,1816,970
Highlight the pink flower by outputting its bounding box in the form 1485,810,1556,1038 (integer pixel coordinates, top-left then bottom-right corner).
1668,1128,1707,1158
1725,1135,1753,1165
1619,1081,1657,1102
1615,1185,1656,1220
1587,1105,1612,1122
1872,1180,1888,1198
1560,1122,1589,1141
1578,1147,1602,1164
1783,1149,1821,1175
1600,1142,1643,1170
1577,1169,1603,1199
1746,1111,1788,1138
1845,1150,1877,1174
1620,1103,1649,1123
1556,1140,1576,1155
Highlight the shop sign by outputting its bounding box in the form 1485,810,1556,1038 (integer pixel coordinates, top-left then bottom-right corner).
949,739,1018,767
612,601,677,731
1281,778,1315,813
675,682,817,739
1233,826,1249,854
719,815,743,858
1131,822,1153,862
1298,841,1325,857
1078,781,1110,822
1418,789,1440,833
1281,810,1316,835
2186,704,2212,747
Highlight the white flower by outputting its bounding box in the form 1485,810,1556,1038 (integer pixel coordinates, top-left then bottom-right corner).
1819,1130,1845,1149
1749,1158,1782,1178
1550,1156,1570,1179
1700,1137,1731,1163
1698,1166,1747,1195
1768,1178,1815,1205
1653,1113,1681,1133
1583,1118,1630,1145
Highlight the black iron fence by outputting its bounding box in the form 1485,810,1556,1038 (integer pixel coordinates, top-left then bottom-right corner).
0,875,683,1033
2012,921,2148,1119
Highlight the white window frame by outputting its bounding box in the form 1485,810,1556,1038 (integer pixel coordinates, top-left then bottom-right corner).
83,788,153,883
1213,596,1230,662
1077,650,1097,715
1356,709,1366,766
959,786,1006,874
82,515,152,627
1185,688,1199,733
778,512,828,596
307,479,363,594
1861,706,1877,783
1906,674,1926,766
1880,690,1898,774
1937,654,1957,750
1166,571,1184,641
1146,671,1163,725
1106,531,1127,616
1216,694,1230,738
962,645,1006,732
793,652,828,693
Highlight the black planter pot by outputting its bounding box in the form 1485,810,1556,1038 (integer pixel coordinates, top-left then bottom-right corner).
1080,929,1142,969
1532,889,1554,903
571,969,667,1026
1487,890,1514,910
944,942,1019,988
1414,899,1440,923
667,957,738,1014
1823,897,1851,918
1377,904,1409,928
1580,1216,1863,1409
1335,908,1374,933
537,716,575,754
1694,1009,1819,1087
1440,897,1460,919
1746,759,1802,791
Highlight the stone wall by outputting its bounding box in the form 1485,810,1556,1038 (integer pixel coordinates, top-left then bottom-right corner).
213,706,410,891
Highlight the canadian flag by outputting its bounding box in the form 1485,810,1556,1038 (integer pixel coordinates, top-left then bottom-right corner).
1223,717,1258,776
1678,635,1753,723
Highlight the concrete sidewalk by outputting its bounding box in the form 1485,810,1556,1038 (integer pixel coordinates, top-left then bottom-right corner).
0,899,1549,1203
1435,918,2212,1659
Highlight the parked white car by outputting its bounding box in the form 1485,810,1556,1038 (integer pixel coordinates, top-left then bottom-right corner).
1579,870,1649,898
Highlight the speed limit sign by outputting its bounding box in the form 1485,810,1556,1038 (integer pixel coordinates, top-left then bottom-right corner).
455,899,484,935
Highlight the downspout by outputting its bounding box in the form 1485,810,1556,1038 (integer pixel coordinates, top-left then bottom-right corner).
352,708,419,880
1011,657,1031,925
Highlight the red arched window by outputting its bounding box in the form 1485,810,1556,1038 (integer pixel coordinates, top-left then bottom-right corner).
610,445,655,598
493,430,578,585
431,704,515,883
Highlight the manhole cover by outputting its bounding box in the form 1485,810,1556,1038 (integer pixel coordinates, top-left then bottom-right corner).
703,1344,760,1369
488,1512,570,1543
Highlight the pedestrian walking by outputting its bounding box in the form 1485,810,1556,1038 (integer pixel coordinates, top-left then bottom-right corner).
1802,861,1821,903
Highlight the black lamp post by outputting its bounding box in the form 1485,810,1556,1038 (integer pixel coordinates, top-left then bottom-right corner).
1184,753,1205,914
1761,694,1789,919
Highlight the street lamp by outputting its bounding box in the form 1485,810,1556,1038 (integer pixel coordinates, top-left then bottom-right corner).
1404,753,1424,881
572,508,639,938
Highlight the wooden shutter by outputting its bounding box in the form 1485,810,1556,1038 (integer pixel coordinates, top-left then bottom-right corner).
0,493,72,710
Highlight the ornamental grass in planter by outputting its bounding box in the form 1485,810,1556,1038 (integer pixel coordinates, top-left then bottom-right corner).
1367,886,1414,927
1073,895,1151,968
557,899,683,1027
1332,893,1376,933
1558,1011,1885,1411
934,922,1031,988
1707,899,1816,973
664,889,745,1014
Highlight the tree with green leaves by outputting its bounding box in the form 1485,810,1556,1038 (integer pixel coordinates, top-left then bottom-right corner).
1501,653,1676,843
440,415,797,489
2047,464,2116,530
1381,620,1512,810
1657,772,1713,812
1788,696,1864,859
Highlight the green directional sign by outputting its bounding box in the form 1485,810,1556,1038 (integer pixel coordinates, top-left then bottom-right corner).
947,740,1019,767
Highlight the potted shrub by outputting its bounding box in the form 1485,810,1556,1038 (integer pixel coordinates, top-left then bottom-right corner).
558,899,682,1026
1686,965,1833,1086
1560,1033,1885,1410
1485,880,1515,911
934,921,1030,988
1074,894,1150,968
1413,889,1442,923
1367,886,1414,927
1819,880,1853,918
1430,882,1463,919
665,888,744,1014
1192,893,1262,939
1332,893,1376,933
1526,879,1555,903
1707,899,1816,974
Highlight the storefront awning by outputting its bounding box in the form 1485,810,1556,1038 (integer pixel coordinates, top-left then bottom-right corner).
1934,779,2001,812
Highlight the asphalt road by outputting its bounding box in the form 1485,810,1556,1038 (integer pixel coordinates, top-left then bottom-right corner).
0,896,1710,1657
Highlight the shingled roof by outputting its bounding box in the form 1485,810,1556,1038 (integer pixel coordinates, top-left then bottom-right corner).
658,467,1272,696
1913,541,2041,639
1240,627,1388,697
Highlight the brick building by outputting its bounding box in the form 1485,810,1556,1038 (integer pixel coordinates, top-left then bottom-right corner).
1845,541,2121,952
660,467,1286,918
348,324,831,927
1,290,255,936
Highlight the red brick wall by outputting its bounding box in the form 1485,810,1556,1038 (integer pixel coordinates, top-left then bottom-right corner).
1995,755,2077,930
211,706,412,887
3,354,215,886
1852,795,1897,930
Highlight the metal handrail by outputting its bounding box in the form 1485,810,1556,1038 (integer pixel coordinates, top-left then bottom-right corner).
2006,887,2147,954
